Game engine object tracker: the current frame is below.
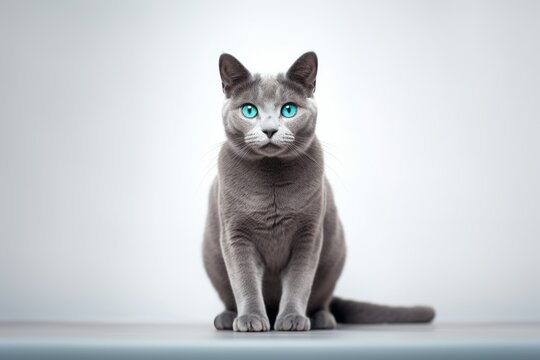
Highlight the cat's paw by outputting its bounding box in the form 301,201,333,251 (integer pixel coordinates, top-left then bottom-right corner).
214,310,237,330
233,314,270,332
274,313,311,331
310,310,337,330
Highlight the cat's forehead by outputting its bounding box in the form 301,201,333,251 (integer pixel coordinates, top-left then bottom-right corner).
231,73,306,106
259,73,280,96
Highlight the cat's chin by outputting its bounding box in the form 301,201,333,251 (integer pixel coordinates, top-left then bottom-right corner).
253,143,287,157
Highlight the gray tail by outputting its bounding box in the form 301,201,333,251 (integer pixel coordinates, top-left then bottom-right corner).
330,297,435,324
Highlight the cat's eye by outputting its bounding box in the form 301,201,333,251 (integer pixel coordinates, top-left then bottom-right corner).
241,103,258,119
281,103,297,118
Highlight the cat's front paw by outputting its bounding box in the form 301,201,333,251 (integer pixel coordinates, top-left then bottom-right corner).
233,314,270,332
214,310,236,330
275,313,311,331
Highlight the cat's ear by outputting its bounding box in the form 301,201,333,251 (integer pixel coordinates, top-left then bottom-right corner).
286,52,318,95
219,53,251,98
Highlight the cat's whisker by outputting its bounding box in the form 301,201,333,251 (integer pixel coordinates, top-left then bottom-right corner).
227,143,253,171
199,140,227,161
289,143,325,174
319,146,342,164
197,151,225,190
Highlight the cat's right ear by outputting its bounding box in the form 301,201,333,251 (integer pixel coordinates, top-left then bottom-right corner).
219,54,251,98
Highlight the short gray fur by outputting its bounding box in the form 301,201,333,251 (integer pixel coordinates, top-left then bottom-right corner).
203,52,435,332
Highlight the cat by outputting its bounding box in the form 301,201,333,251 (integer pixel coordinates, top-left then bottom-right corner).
202,52,435,331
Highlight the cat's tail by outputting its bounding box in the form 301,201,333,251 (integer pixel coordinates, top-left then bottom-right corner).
330,297,435,324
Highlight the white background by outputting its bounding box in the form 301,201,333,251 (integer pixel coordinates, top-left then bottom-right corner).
1,0,539,323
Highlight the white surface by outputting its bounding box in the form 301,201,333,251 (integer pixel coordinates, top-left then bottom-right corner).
1,323,540,359
1,0,540,323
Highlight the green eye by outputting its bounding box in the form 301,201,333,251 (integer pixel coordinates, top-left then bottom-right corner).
281,103,297,118
241,103,258,118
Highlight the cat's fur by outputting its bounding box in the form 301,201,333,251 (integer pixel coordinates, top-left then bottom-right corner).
203,52,435,331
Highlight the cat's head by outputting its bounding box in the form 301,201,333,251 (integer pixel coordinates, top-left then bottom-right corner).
219,52,318,159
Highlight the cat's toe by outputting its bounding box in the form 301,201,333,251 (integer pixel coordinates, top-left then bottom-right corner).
275,313,311,331
310,310,337,330
214,310,236,330
233,314,270,332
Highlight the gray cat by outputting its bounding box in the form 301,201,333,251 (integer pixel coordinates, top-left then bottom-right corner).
203,52,435,332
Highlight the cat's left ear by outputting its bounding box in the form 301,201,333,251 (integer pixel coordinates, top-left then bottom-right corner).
286,52,318,96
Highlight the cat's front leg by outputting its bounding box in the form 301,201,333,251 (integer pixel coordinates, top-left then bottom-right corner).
275,230,323,331
221,231,270,332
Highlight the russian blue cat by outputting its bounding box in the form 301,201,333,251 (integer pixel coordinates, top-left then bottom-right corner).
203,52,435,331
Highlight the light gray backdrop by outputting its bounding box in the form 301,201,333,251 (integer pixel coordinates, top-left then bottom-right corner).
1,0,539,323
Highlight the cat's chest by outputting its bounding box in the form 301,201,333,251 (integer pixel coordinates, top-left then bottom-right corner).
218,149,324,238
249,181,300,230
239,180,315,271
224,176,320,233
219,159,324,271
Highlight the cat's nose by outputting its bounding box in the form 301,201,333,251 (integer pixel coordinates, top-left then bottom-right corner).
262,129,277,138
